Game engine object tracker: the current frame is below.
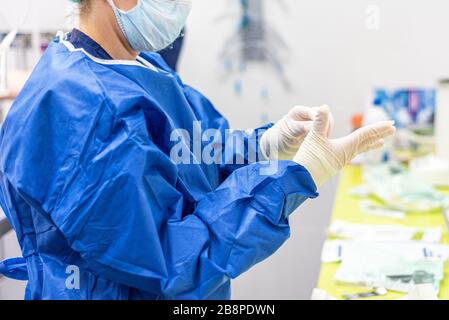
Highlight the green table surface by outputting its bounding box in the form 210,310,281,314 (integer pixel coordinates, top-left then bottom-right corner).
317,166,449,300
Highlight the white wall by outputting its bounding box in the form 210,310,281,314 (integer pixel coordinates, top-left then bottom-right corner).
180,0,449,299
0,0,69,32
0,228,26,300
181,0,449,136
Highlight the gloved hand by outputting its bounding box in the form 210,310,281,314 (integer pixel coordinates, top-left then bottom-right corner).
260,106,334,160
0,90,16,101
294,105,396,188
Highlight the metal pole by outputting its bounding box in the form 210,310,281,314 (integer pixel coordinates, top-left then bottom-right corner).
0,218,11,239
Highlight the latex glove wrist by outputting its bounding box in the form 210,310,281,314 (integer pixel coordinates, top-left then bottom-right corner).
260,106,333,161
294,106,396,188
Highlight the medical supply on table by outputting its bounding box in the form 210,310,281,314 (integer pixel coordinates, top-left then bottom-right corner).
334,242,444,293
0,1,29,96
219,0,291,94
0,29,22,98
436,79,449,162
387,270,434,285
394,128,436,162
328,220,442,242
401,284,439,300
349,185,371,197
351,113,364,132
0,31,320,300
0,207,11,239
0,31,20,123
402,80,449,188
362,105,392,165
343,287,387,300
313,284,439,300
410,155,449,187
321,240,449,263
294,106,396,188
360,200,406,220
361,164,449,212
106,0,192,52
260,106,333,161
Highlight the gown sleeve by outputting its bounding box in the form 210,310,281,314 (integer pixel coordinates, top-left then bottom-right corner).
47,114,318,299
0,55,318,298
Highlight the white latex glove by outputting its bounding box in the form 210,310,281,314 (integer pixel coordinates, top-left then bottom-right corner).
260,106,334,160
0,90,16,101
294,105,396,188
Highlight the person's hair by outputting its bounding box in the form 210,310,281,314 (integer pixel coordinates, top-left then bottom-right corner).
79,0,91,15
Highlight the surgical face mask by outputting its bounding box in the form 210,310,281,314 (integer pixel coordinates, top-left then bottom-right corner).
107,0,192,52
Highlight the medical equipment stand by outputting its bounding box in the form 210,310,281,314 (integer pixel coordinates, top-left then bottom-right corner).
0,212,12,278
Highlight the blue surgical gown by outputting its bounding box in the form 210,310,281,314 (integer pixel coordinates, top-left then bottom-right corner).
0,33,318,300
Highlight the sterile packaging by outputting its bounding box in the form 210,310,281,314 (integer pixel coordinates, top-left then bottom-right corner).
321,240,449,263
328,220,442,243
436,80,449,162
362,164,449,212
